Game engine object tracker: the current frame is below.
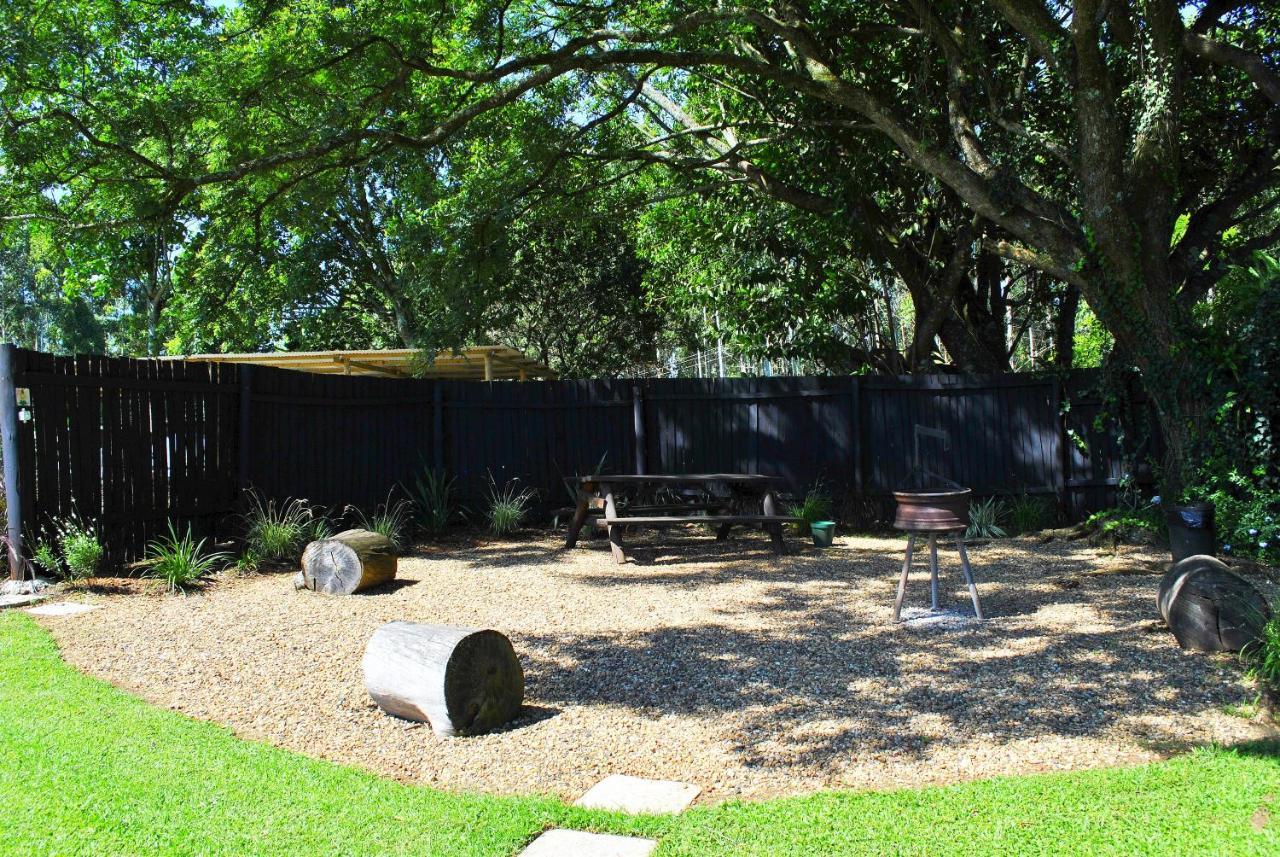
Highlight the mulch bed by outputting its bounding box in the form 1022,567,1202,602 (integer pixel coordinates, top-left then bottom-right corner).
37,530,1277,802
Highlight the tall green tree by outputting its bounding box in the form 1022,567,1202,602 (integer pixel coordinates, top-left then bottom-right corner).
3,1,1276,492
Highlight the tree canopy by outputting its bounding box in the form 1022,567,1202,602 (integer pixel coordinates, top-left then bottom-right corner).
2,1,1277,491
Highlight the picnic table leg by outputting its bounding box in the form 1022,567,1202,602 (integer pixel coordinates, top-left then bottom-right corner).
955,534,984,619
564,488,591,548
762,489,785,554
893,533,916,622
604,487,626,564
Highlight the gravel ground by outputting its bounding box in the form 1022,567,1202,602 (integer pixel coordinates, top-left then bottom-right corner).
38,530,1277,802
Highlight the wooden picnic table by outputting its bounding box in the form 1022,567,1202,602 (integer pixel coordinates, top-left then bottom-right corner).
563,473,801,564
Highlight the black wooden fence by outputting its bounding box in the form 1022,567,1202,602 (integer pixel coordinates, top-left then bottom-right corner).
0,345,1157,565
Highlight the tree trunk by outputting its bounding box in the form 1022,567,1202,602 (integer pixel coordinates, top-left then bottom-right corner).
1053,285,1080,370
297,529,397,595
362,621,524,737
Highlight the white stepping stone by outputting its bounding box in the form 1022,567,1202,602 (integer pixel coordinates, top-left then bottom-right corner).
27,602,100,617
520,830,657,857
575,774,701,814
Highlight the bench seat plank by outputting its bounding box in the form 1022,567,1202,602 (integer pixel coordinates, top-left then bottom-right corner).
598,514,802,526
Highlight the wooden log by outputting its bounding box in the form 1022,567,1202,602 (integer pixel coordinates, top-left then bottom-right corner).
362,621,524,737
1157,555,1271,652
298,529,397,595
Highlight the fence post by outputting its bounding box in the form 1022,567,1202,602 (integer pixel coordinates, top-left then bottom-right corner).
849,374,863,495
632,384,646,474
433,383,445,474
1050,374,1068,513
0,344,24,580
237,365,253,491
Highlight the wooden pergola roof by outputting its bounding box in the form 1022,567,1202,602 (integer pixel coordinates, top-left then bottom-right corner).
177,346,555,380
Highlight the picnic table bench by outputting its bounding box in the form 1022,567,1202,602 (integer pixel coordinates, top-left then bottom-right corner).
563,473,801,564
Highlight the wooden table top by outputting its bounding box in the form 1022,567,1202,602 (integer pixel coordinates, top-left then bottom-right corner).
570,473,780,485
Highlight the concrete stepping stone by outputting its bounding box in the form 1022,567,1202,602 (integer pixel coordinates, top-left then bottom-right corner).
520,830,657,857
575,774,701,814
27,602,100,617
1,592,49,610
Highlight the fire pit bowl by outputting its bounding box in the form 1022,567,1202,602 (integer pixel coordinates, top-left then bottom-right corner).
893,488,972,532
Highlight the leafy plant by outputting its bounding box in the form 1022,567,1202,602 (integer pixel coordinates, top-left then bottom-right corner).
240,491,318,563
1241,613,1280,720
485,473,535,536
404,467,456,534
786,483,834,535
966,497,1008,539
40,516,105,582
1007,494,1055,534
348,492,414,551
30,540,60,577
143,522,229,594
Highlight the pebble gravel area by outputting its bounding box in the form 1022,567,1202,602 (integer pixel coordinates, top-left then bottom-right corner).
40,531,1277,802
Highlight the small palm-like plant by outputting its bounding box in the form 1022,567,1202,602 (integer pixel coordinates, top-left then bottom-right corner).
485,473,535,536
966,497,1008,539
144,522,229,593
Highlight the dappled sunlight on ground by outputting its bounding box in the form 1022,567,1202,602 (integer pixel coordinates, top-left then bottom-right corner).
38,529,1276,802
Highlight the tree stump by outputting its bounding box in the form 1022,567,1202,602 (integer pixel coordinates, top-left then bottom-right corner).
1157,555,1271,652
297,529,397,595
362,621,524,737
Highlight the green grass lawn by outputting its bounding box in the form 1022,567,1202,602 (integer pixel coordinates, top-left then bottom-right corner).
2,612,1276,856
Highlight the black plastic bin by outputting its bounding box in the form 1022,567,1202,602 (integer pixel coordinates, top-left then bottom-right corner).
1165,502,1216,562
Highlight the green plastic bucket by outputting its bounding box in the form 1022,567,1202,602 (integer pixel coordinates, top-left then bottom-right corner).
810,521,836,547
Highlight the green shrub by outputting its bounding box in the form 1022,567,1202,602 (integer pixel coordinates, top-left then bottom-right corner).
30,540,60,577
404,467,456,534
348,493,414,551
1007,494,1055,534
1242,614,1280,718
240,491,319,563
1200,483,1279,565
485,474,534,536
966,497,1008,539
786,483,834,535
41,516,104,582
144,522,229,593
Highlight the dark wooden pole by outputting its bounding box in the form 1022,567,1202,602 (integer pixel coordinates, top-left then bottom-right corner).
1050,375,1067,514
850,375,863,495
632,384,646,474
433,383,444,473
238,364,252,491
0,344,24,581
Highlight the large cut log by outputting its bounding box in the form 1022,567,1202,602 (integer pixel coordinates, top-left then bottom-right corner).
1157,555,1271,652
362,621,524,737
297,529,397,595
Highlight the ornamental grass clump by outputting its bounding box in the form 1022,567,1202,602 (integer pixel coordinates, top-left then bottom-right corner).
348,492,414,551
485,474,534,536
965,497,1008,539
1242,614,1280,721
144,522,229,594
404,467,457,534
786,483,834,535
240,491,320,563
1007,493,1055,534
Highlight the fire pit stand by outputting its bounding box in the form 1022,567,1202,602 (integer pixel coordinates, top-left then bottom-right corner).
890,425,985,621
891,517,984,622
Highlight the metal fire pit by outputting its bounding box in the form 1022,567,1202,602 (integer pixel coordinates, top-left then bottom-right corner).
892,488,971,532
